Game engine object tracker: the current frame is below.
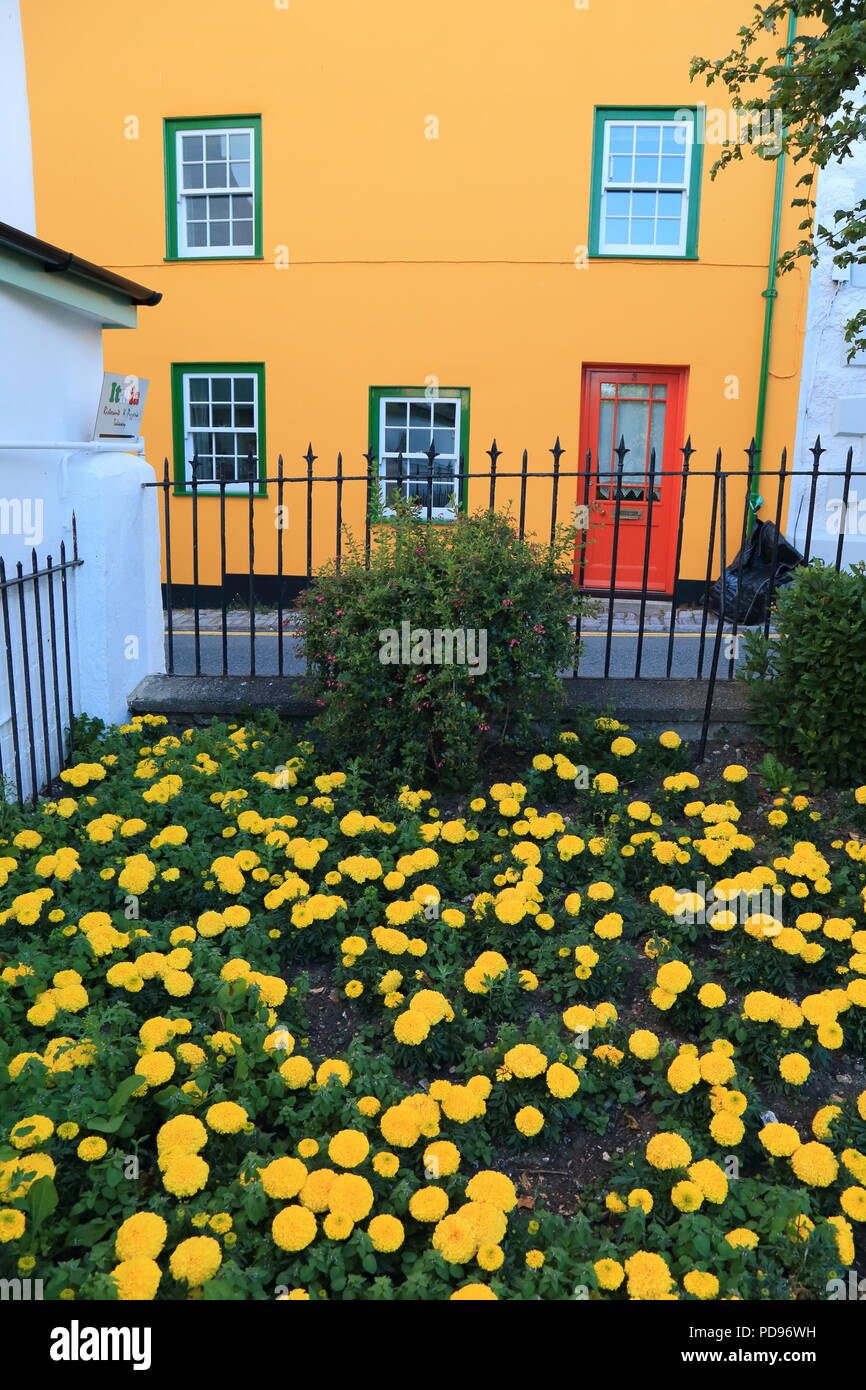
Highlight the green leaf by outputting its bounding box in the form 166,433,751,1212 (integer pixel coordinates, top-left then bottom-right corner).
28,1176,59,1233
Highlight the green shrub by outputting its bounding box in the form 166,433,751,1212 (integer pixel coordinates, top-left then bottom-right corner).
298,503,582,787
738,560,866,786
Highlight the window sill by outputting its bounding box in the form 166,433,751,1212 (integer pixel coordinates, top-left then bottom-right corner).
588,252,699,263
173,486,268,499
164,254,263,264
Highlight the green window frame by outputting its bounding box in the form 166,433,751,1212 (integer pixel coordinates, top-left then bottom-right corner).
589,106,703,260
171,362,267,497
164,116,263,261
368,386,470,522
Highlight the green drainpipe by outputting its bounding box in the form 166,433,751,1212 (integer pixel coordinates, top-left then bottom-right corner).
750,5,798,523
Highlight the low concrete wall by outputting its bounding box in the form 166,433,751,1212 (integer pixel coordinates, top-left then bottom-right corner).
127,673,755,742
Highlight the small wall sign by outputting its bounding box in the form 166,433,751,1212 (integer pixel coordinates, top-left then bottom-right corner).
93,373,149,438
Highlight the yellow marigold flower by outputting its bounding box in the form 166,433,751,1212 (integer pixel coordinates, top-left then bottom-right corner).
594,1257,624,1290
169,1235,222,1284
684,1270,719,1299
205,1101,248,1135
656,960,692,995
259,1156,308,1200
77,1136,107,1162
779,1053,810,1085
272,1205,317,1252
725,1228,758,1249
515,1106,544,1137
10,1114,54,1150
162,1154,209,1197
503,1043,547,1079
709,1112,745,1146
624,1250,673,1299
646,1132,692,1170
115,1212,167,1262
327,1130,370,1169
111,1258,161,1301
367,1213,404,1252
280,1056,314,1089
628,1188,653,1213
628,1029,660,1060
0,1209,26,1242
328,1172,374,1222
759,1123,801,1158
790,1142,838,1187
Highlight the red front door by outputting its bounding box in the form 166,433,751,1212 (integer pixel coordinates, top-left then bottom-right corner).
576,365,688,595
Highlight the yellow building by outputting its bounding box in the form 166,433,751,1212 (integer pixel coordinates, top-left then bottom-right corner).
20,0,810,605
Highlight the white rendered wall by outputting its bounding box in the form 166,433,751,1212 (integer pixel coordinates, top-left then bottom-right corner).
0,1,36,233
0,285,165,799
790,81,866,569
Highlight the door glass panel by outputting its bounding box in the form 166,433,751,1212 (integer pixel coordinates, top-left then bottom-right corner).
595,381,666,500
649,400,666,481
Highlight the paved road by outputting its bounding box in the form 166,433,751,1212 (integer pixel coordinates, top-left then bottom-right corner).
165,627,749,680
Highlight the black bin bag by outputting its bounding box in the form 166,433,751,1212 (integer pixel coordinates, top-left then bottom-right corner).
706,518,803,626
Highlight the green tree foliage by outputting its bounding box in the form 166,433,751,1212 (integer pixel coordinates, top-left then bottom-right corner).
691,1,866,356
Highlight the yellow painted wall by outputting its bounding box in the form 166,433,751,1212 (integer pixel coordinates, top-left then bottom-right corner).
20,0,810,594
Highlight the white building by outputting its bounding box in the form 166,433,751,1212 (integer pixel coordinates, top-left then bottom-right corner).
790,81,866,567
0,0,165,802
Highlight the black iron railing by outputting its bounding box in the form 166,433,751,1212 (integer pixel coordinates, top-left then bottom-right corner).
144,436,864,756
0,517,81,805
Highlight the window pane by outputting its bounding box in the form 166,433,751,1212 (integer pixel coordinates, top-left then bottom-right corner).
182,134,203,160
632,190,656,217
657,191,682,217
631,218,655,245
662,124,687,152
660,155,686,183
606,190,629,216
656,220,681,246
182,162,204,189
634,155,659,182
187,222,208,247
205,134,227,159
610,155,633,182
649,400,667,472
617,399,650,478
385,428,407,452
609,125,633,153
189,378,209,401
597,399,615,488
409,402,430,426
210,222,231,246
229,133,250,159
234,405,254,428
234,378,254,401
190,405,209,427
619,384,650,399
212,380,231,401
433,402,456,426
635,125,661,153
433,428,455,453
605,217,629,245
229,161,251,188
206,162,227,188
210,195,230,220
212,405,232,428
409,427,432,452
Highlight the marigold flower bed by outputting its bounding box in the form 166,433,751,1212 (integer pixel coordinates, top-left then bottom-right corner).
1,712,865,1301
